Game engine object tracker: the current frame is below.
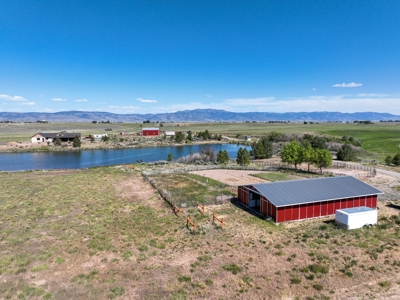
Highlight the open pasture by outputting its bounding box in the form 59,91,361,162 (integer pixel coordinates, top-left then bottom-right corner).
1,122,399,161
1,166,400,299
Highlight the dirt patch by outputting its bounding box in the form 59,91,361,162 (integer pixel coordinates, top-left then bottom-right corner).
190,169,269,186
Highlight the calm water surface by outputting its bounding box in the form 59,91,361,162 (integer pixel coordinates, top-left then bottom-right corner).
0,144,250,171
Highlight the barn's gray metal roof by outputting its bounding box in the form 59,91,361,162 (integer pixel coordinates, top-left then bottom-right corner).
249,176,383,207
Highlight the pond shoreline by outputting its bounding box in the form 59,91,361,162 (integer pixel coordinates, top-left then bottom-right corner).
0,139,247,154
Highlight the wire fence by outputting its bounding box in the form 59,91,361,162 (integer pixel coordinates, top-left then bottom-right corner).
141,161,376,208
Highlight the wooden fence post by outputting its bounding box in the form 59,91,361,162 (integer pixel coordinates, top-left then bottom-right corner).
186,216,196,231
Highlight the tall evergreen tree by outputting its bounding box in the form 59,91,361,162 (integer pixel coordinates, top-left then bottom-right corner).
72,135,81,148
54,137,61,146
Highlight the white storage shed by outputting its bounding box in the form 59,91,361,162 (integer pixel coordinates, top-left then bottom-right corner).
335,206,377,230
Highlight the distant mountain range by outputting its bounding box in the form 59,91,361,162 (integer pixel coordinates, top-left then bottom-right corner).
1,109,399,123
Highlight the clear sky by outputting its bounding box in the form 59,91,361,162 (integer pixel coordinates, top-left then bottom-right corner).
1,1,399,114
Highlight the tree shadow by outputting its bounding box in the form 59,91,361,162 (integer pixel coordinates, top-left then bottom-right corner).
386,203,400,210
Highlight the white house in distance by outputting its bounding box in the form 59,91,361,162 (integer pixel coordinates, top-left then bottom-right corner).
31,132,80,143
165,131,176,136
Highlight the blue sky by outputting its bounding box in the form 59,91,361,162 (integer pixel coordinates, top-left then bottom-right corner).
1,1,400,114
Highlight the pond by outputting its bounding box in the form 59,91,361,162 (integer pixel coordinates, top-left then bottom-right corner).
0,144,251,171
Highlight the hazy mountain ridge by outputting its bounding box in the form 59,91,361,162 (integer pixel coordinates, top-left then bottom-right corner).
0,109,399,122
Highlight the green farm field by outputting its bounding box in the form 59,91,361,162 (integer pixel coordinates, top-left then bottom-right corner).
1,122,399,160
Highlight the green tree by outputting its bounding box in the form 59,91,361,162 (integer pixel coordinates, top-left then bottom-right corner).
89,134,95,143
251,140,266,159
281,141,303,169
72,135,81,148
261,137,273,158
237,147,250,166
53,137,61,146
175,132,184,143
392,153,400,166
385,155,392,165
187,131,193,141
167,153,173,162
101,135,109,142
302,143,315,172
311,136,327,150
313,149,332,173
159,123,164,127
217,150,229,164
337,144,357,161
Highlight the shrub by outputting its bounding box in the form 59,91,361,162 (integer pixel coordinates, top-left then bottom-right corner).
178,276,191,283
108,287,125,299
291,277,302,284
393,153,400,166
309,263,330,274
379,281,391,288
337,144,357,161
313,284,323,291
222,264,242,275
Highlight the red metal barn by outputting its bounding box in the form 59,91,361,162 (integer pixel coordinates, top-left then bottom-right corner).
142,128,159,136
237,176,383,223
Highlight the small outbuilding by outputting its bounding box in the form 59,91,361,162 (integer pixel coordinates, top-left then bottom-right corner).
335,206,377,230
142,128,159,136
237,176,383,223
165,131,176,136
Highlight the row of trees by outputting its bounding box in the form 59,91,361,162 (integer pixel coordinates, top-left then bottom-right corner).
280,141,332,173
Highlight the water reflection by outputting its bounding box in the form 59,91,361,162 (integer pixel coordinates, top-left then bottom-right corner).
0,144,250,171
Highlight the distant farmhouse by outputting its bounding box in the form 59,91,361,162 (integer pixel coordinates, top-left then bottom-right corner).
142,128,159,136
31,131,80,143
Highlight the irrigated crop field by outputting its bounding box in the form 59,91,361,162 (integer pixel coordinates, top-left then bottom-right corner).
1,122,399,160
1,166,400,299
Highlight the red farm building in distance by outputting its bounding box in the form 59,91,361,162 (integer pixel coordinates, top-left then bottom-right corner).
142,128,159,136
237,176,383,223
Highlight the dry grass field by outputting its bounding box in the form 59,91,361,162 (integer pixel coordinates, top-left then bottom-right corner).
1,166,400,299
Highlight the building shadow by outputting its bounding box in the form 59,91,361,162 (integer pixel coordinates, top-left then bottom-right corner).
230,197,268,220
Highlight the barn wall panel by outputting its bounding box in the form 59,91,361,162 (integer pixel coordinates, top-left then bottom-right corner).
292,205,300,221
271,205,277,222
327,201,334,215
313,202,321,217
371,195,377,208
307,203,314,218
321,201,328,216
334,200,341,212
347,197,354,209
341,198,348,209
354,197,360,207
366,195,372,208
299,204,307,219
277,207,285,223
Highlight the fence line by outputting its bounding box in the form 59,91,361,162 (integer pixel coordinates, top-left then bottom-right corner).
196,201,206,214
212,212,224,229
